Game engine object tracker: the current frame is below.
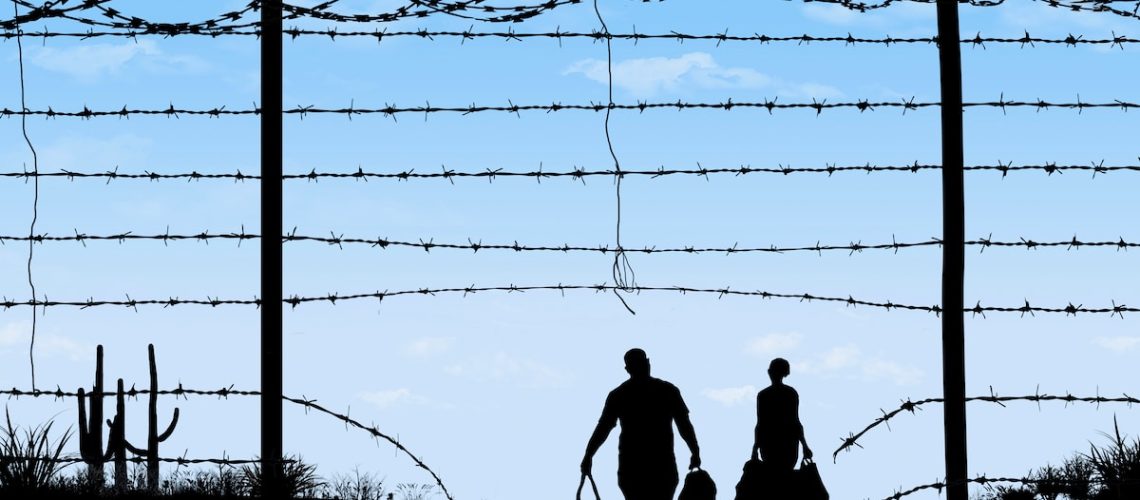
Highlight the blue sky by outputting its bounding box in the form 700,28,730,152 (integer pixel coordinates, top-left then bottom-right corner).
2,1,1139,499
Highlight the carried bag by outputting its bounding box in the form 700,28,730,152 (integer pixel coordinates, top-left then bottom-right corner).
678,467,717,500
792,458,828,500
577,473,600,500
733,457,770,500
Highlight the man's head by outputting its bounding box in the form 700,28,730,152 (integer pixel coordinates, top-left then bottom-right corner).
624,348,651,379
768,358,791,383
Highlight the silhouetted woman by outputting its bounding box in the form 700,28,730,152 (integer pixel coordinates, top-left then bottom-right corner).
753,358,812,471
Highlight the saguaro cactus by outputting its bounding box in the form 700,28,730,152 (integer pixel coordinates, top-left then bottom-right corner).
124,344,180,492
108,378,129,492
76,345,109,486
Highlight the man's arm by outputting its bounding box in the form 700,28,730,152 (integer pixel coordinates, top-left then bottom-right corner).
672,386,701,469
675,410,701,469
581,396,617,475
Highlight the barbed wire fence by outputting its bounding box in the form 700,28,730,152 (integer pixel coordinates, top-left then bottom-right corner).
2,0,1139,499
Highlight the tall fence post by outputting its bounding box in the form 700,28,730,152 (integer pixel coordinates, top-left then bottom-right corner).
936,1,967,499
260,0,284,496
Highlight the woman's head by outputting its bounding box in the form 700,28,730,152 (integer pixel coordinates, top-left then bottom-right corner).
768,358,791,381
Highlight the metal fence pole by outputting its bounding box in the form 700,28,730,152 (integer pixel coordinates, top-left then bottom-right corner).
260,0,284,496
936,1,967,499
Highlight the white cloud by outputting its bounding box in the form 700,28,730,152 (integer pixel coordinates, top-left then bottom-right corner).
31,39,208,82
564,52,842,99
1094,336,1140,353
747,332,803,356
821,345,861,370
359,388,414,409
801,4,863,26
405,337,454,357
445,352,568,389
795,344,922,386
861,359,923,386
0,321,91,361
703,385,758,406
36,134,152,169
358,388,453,410
0,321,28,346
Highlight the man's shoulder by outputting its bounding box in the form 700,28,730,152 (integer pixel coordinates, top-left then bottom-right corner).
611,377,679,395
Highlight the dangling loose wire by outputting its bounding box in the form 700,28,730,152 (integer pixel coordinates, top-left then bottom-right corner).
594,0,636,315
12,0,41,389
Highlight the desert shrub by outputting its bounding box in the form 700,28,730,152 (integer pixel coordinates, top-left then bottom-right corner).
0,408,74,493
326,468,388,500
976,417,1139,500
242,454,325,498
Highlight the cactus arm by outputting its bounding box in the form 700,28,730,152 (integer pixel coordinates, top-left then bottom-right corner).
77,387,97,463
157,408,179,442
124,439,148,456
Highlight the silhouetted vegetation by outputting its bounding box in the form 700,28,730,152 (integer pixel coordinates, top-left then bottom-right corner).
977,417,1139,500
1,414,436,499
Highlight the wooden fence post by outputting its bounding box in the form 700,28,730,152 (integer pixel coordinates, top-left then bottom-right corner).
936,1,968,499
260,0,284,496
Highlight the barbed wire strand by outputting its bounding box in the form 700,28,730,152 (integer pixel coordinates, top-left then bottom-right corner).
834,389,1140,462
2,285,1137,318
3,162,1139,183
879,474,1134,500
2,97,1138,119
0,454,270,466
5,0,1138,31
4,28,1140,50
3,231,1139,256
11,0,39,392
0,386,452,500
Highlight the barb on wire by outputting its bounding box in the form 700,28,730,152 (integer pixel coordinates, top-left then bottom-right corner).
6,231,1140,255
2,284,1138,318
834,391,1140,462
0,386,453,500
3,97,1138,120
4,162,1140,182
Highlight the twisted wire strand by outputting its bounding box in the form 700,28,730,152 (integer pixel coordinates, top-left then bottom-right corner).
833,390,1140,462
3,231,1138,255
1,285,1136,318
3,162,1138,182
2,97,1137,119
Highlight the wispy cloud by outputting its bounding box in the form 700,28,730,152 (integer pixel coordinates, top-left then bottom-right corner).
1094,336,1140,353
795,344,922,386
445,352,568,389
405,337,454,357
564,52,842,99
358,388,452,410
747,332,803,356
703,385,758,406
31,39,208,82
0,321,91,361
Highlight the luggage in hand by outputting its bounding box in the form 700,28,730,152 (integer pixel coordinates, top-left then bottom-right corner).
678,467,717,500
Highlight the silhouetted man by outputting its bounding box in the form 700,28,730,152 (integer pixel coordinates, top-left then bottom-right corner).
753,358,812,471
582,348,701,500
